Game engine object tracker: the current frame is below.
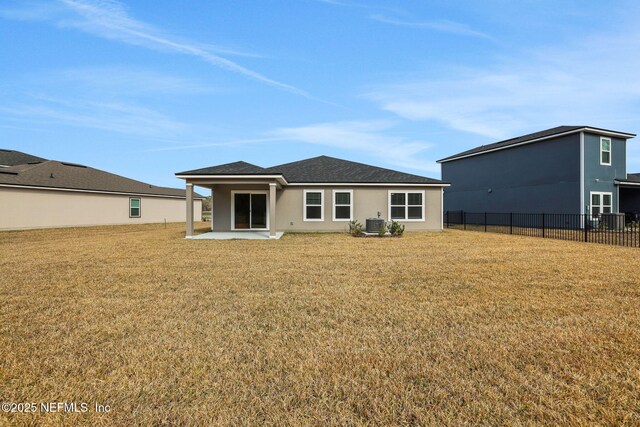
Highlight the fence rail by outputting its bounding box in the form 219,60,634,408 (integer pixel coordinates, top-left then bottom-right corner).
445,211,640,248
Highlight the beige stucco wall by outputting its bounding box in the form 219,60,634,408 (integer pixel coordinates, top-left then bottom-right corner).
212,184,443,232
0,187,202,230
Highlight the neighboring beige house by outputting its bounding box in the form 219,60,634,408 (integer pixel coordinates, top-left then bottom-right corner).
176,155,449,238
0,149,203,230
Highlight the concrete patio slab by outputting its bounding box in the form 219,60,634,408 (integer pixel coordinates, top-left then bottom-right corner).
189,231,284,240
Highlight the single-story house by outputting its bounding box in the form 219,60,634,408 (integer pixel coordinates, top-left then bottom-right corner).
0,149,204,230
438,126,638,217
176,155,449,238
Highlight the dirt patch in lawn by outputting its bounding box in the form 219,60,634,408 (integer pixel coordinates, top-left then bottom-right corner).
1,223,639,425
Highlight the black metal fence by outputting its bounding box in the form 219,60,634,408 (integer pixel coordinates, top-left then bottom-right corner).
445,211,640,248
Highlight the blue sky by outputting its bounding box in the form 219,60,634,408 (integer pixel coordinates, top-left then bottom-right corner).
2,0,640,188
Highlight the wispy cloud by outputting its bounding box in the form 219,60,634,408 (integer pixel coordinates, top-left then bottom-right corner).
145,137,282,152
146,120,438,172
55,66,217,96
366,26,640,139
1,0,308,96
370,15,494,40
271,120,437,172
0,95,186,137
315,0,489,40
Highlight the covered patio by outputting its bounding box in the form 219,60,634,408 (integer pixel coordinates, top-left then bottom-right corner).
617,174,640,220
176,163,288,239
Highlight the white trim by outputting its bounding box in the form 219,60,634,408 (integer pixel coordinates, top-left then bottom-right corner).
129,197,141,218
288,182,449,187
230,190,269,231
589,191,613,218
180,181,283,190
176,174,288,184
332,189,353,221
303,189,324,221
0,183,200,199
600,136,612,166
387,190,425,222
615,180,640,187
580,132,585,215
438,127,635,163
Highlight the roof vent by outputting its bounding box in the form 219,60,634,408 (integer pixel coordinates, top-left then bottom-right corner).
50,173,54,178
61,162,87,168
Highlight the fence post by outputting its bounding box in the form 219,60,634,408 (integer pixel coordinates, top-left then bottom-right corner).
584,214,588,242
484,212,487,232
542,213,545,238
510,212,513,234
463,211,466,230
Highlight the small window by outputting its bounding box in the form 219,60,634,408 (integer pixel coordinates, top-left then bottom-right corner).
590,192,612,218
333,190,353,221
389,191,424,221
304,190,323,221
130,198,141,218
600,137,611,165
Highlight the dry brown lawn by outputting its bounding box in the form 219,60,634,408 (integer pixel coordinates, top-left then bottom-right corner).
1,223,640,426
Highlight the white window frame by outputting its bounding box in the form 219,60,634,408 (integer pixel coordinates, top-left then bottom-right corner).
589,191,612,219
303,189,324,221
230,190,270,231
332,189,353,221
600,137,611,166
129,197,141,218
387,190,425,222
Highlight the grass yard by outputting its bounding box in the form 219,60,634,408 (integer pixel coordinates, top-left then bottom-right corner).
1,223,640,425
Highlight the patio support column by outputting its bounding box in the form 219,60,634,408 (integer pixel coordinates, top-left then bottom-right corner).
210,187,214,231
269,183,277,238
186,182,194,238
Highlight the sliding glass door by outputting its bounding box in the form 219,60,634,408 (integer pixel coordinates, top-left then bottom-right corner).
233,192,268,230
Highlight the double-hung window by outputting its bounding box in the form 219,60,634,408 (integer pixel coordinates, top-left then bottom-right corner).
600,137,611,165
590,192,612,219
389,191,424,221
129,198,141,218
304,190,324,221
333,190,353,221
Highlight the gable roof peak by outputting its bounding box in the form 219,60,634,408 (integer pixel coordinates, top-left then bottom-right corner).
438,125,636,163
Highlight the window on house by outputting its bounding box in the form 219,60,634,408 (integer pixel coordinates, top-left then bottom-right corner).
130,198,141,218
304,190,323,221
590,192,612,218
389,191,424,220
333,190,352,221
600,137,611,165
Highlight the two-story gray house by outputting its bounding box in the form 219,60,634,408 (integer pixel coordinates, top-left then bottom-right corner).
438,126,639,218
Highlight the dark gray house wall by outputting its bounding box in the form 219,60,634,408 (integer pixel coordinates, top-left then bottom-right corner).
582,132,626,213
442,134,581,214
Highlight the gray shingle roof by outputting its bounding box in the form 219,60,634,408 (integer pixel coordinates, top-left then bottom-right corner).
267,156,444,184
0,149,46,166
177,155,446,184
438,125,636,163
176,161,267,175
0,160,203,198
620,173,640,183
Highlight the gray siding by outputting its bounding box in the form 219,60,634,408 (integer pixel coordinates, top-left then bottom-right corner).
442,134,581,213
582,133,626,213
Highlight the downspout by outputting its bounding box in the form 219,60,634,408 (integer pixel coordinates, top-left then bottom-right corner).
580,132,585,215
